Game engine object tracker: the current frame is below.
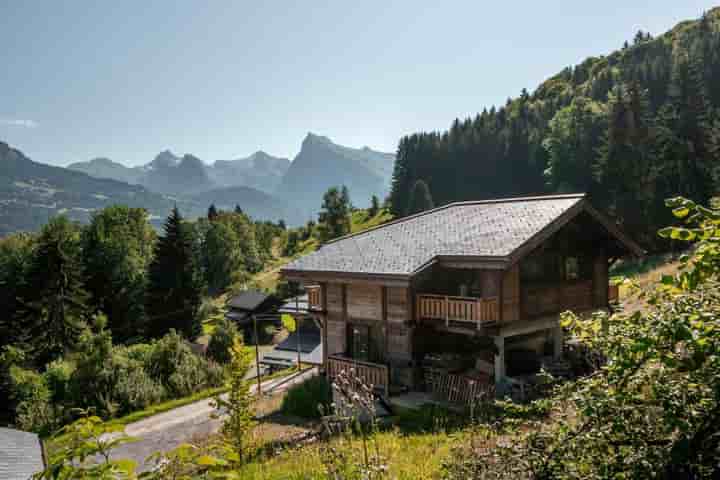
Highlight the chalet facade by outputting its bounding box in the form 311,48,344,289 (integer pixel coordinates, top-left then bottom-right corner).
280,194,642,402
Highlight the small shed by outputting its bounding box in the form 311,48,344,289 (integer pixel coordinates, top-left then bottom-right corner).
225,290,281,326
0,427,45,480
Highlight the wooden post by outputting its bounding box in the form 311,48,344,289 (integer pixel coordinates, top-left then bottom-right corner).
252,314,262,395
494,336,506,391
295,295,301,370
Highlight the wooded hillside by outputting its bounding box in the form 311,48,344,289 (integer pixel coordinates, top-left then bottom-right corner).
390,8,720,250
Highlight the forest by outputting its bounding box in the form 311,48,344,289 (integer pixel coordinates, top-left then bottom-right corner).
390,9,720,250
0,203,285,433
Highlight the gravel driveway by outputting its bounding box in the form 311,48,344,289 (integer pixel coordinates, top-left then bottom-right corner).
106,367,318,472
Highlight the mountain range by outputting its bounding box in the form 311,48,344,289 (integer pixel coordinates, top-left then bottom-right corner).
0,134,395,235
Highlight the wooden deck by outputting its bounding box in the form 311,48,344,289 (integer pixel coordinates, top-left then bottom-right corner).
416,294,499,330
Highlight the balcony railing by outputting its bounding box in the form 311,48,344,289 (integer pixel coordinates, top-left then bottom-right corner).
327,354,389,397
416,294,500,329
306,285,322,310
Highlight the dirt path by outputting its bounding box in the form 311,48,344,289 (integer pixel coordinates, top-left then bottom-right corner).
108,367,318,472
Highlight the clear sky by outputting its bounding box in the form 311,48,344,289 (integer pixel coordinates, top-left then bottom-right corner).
1,1,716,167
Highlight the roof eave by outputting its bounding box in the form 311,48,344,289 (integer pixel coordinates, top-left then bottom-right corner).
281,268,412,286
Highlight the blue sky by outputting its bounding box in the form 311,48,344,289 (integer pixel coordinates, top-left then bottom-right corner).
1,1,716,167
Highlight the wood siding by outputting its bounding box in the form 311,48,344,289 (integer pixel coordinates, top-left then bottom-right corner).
326,319,346,356
387,287,409,323
347,284,383,320
502,265,520,323
326,284,344,315
593,253,609,306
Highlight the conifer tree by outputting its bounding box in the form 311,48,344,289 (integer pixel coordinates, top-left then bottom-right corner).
145,207,203,339
207,203,219,221
406,179,435,215
16,216,88,364
318,186,351,242
368,195,380,217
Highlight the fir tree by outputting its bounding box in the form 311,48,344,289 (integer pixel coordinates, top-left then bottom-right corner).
145,207,204,339
207,203,219,221
16,216,88,364
368,195,381,217
318,186,351,242
406,179,435,215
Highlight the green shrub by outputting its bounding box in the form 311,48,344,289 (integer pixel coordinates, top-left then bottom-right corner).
281,375,331,419
9,366,59,434
114,365,166,413
147,330,224,397
43,359,74,405
207,318,239,364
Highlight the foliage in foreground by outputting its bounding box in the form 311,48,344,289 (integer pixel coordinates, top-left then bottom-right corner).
280,375,331,419
442,197,720,479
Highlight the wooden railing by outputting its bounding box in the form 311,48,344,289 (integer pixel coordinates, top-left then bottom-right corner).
327,355,389,397
424,369,494,406
307,285,322,310
416,294,499,329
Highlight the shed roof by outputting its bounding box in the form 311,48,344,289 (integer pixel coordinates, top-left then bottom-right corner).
282,194,642,278
226,290,275,312
0,428,44,480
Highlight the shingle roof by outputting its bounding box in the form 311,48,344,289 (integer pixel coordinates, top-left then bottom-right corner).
0,428,44,480
283,194,598,277
226,290,274,312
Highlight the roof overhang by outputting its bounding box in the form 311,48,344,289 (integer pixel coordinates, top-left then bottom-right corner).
282,269,411,287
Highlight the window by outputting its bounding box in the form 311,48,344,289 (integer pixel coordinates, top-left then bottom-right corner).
347,324,371,362
565,257,580,281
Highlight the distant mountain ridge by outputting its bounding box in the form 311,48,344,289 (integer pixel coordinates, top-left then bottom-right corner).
67,133,395,221
0,142,178,236
0,142,299,235
68,150,290,195
276,133,394,217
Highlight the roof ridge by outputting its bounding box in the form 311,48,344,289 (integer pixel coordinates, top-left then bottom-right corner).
322,193,587,246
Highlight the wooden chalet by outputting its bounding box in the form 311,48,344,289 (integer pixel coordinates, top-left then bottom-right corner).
280,194,642,403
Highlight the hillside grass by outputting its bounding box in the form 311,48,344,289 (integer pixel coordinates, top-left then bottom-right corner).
237,428,456,479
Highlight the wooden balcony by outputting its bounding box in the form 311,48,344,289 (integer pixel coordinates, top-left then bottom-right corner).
327,354,389,397
306,285,322,310
417,294,500,330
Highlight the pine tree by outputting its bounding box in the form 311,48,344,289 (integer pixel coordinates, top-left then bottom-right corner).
406,179,435,215
16,216,88,365
368,195,380,217
318,186,351,242
145,207,203,339
234,204,244,215
213,337,255,464
207,203,219,221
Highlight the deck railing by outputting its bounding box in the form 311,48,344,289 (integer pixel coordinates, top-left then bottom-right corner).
416,294,499,329
327,355,389,397
306,285,322,310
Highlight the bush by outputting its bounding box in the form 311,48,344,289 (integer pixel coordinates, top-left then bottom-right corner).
147,330,224,397
9,366,59,434
207,318,239,364
114,365,166,413
281,375,331,419
43,359,74,405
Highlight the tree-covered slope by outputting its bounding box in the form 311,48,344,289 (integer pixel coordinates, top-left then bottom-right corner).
0,142,179,235
390,7,720,250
